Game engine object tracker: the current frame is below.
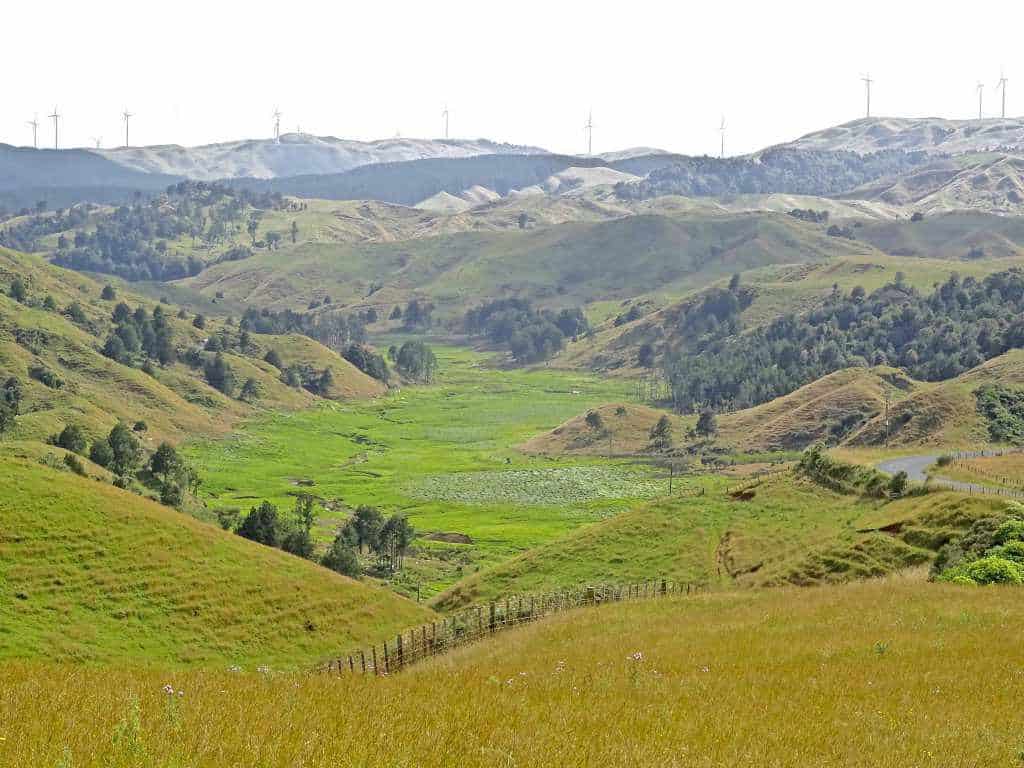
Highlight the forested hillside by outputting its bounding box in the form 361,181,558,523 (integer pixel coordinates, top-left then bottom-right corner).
664,269,1024,412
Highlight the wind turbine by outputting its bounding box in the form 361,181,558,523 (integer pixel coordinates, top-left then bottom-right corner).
273,108,282,142
122,109,133,147
48,107,60,150
584,110,594,156
442,105,449,139
861,74,874,118
719,115,726,159
91,136,103,149
996,71,1009,118
976,82,984,120
27,115,39,148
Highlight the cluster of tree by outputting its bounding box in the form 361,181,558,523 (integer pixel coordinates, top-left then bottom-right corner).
464,299,589,364
50,421,197,504
615,148,931,200
0,377,23,435
673,275,753,341
344,344,389,382
240,306,367,354
101,302,176,368
933,503,1024,585
393,340,437,383
787,208,830,224
232,495,318,560
975,384,1024,445
663,270,1024,413
43,182,285,282
321,506,414,577
0,204,92,252
400,299,434,331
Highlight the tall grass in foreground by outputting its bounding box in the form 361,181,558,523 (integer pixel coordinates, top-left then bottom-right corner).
3,577,1024,767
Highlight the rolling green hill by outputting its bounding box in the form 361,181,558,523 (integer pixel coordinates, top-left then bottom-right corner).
183,211,871,316
431,472,1001,610
0,246,383,447
0,457,431,666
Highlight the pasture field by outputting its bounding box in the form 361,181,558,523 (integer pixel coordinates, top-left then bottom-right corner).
939,452,1024,490
4,577,1024,767
185,345,664,597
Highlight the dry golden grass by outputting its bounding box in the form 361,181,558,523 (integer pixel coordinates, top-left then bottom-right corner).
3,578,1023,767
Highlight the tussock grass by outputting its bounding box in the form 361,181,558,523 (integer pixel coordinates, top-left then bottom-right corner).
4,579,1023,766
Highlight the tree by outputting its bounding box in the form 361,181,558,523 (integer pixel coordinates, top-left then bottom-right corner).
193,314,206,330
240,377,262,402
649,415,674,453
264,349,283,369
8,278,27,303
374,514,414,572
729,273,741,291
56,424,88,455
888,470,909,496
247,212,262,246
237,501,280,547
352,505,384,553
321,529,361,577
637,343,655,368
107,422,142,476
389,305,402,320
265,231,282,250
281,494,317,559
585,410,605,432
89,439,114,468
102,334,129,364
160,482,183,508
204,353,236,396
101,284,117,300
695,410,718,437
149,442,182,486
395,340,438,383
518,212,528,230
290,220,299,244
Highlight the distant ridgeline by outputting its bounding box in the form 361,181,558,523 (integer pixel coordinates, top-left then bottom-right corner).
615,148,932,200
664,270,1024,412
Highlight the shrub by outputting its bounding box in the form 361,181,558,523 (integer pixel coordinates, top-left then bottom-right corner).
264,349,283,369
89,439,114,468
321,536,361,578
55,424,88,455
63,453,87,476
941,556,1024,585
888,470,909,497
100,285,116,300
29,365,63,389
993,519,1024,546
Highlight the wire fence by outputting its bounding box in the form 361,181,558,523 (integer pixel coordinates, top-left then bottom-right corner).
320,578,706,677
725,467,790,496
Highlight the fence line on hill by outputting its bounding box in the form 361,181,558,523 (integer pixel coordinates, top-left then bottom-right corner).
725,467,790,496
320,578,706,677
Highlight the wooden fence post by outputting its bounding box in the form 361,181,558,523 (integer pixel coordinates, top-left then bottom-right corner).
383,641,390,675
360,650,366,673
489,603,496,634
372,646,378,676
349,655,354,673
396,633,404,670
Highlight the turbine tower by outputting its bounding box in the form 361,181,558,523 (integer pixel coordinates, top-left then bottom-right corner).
861,74,874,118
584,110,594,156
719,115,726,159
977,82,984,120
996,72,1009,119
27,115,39,149
91,136,103,149
442,105,449,139
122,109,133,148
273,108,282,142
48,107,60,150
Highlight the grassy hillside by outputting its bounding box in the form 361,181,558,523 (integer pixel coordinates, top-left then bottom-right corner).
432,472,1002,609
0,457,431,666
0,246,382,447
182,212,871,316
8,577,1024,766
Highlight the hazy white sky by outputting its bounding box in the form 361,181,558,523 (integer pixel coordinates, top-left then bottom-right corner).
3,0,1022,156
